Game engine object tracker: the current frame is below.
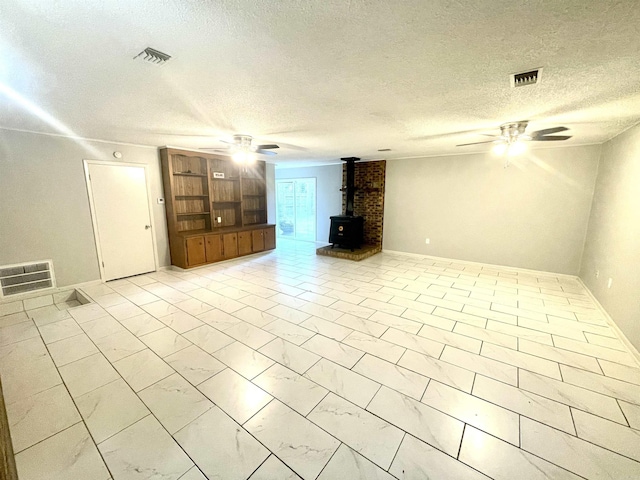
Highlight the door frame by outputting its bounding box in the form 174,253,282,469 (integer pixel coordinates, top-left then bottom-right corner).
83,159,159,282
275,177,317,242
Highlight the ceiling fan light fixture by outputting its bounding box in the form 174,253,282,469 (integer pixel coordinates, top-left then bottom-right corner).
508,140,527,156
232,150,257,164
492,143,508,155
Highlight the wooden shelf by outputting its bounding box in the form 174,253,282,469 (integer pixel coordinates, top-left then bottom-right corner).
173,172,207,177
161,148,273,268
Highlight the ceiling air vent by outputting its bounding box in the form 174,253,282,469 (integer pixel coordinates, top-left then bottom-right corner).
0,261,55,297
134,47,172,65
510,68,542,87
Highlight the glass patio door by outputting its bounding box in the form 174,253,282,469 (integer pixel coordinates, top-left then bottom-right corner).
276,178,316,241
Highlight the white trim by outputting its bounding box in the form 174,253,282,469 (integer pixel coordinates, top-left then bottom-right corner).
0,127,614,166
604,118,640,143
162,146,278,165
275,161,344,169
161,145,226,155
380,249,577,280
576,278,640,368
381,249,431,259
383,142,604,161
0,126,157,149
83,160,159,282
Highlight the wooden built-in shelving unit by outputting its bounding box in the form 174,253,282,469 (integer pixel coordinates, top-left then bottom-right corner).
160,148,275,268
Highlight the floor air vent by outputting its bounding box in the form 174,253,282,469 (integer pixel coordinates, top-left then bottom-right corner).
0,261,55,297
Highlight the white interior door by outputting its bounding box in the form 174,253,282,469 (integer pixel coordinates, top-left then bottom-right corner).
86,162,156,281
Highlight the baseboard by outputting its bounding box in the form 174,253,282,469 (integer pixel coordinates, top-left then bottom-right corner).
381,249,429,259
576,277,640,368
381,249,578,281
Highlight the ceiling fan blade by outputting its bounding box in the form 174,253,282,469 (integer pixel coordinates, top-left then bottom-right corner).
531,126,569,137
256,144,279,150
531,135,572,141
256,149,278,155
456,140,498,147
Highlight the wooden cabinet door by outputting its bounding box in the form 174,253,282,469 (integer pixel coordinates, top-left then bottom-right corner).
185,236,206,266
205,234,223,262
237,231,253,256
251,229,265,252
263,226,276,250
223,233,238,259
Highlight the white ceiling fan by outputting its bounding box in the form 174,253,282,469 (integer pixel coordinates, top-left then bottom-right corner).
201,134,279,164
456,121,572,166
457,122,573,149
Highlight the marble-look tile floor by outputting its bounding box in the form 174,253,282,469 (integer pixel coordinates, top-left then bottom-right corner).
1,239,640,480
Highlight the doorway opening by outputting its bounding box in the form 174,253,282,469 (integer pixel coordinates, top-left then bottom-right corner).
275,178,316,242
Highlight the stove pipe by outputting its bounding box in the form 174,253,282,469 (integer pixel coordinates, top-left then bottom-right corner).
342,157,360,216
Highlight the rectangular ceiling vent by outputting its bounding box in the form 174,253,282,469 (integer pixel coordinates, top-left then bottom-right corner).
510,68,542,87
134,47,172,65
0,261,55,297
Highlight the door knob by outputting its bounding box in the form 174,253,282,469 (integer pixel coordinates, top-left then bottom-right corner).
145,225,152,229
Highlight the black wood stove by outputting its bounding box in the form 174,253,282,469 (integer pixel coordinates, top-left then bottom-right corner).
329,157,364,251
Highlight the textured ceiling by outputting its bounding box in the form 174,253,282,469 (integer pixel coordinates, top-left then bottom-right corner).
1,0,640,165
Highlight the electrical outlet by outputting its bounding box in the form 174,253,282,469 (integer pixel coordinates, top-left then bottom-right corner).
157,198,165,204
425,238,430,244
607,277,613,289
217,216,222,223
595,270,599,278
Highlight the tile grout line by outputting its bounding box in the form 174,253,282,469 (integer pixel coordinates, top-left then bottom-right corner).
3,247,639,480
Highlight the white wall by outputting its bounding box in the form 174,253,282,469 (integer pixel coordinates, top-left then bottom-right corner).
383,145,601,275
580,123,640,351
0,129,170,287
275,164,342,243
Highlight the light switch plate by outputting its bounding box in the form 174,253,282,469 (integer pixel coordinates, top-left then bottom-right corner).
158,198,165,204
